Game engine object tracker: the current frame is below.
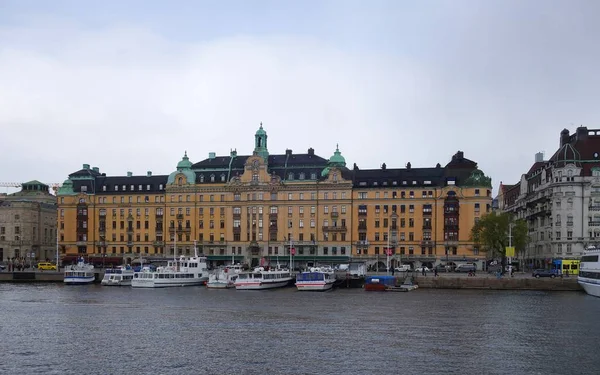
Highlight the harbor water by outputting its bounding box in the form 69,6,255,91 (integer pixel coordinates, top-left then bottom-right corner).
1,284,599,375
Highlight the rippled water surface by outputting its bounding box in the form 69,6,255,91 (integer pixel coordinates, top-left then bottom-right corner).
1,283,599,375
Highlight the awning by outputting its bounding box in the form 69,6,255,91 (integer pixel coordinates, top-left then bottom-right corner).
268,256,350,262
206,255,245,261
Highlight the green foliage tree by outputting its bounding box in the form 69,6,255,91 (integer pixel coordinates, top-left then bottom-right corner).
470,211,529,273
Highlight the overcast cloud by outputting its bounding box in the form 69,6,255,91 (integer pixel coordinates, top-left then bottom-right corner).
1,0,599,194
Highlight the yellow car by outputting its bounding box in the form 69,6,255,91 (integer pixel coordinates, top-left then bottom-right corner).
37,262,57,270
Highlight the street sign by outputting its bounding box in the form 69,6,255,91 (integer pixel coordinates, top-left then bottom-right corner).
385,248,392,256
291,248,296,256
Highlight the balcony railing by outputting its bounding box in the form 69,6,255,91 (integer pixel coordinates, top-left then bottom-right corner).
330,212,339,218
590,206,600,211
176,214,184,219
322,225,347,232
153,241,164,246
589,221,600,227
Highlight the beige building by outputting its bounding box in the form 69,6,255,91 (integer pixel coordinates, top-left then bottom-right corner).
0,181,58,263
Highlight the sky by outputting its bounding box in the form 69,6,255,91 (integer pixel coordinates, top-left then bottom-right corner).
1,0,599,195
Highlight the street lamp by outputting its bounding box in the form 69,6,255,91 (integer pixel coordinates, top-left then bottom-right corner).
386,212,398,275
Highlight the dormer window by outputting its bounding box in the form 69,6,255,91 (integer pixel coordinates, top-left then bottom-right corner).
199,175,204,183
146,185,150,190
299,173,305,180
333,173,338,182
311,173,317,180
159,184,163,190
178,177,183,185
115,185,119,191
288,173,294,180
81,186,87,192
122,185,126,191
138,185,142,190
130,185,134,191
210,174,215,182
221,174,226,182
102,186,107,192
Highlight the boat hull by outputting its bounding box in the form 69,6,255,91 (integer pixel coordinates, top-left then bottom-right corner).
131,277,207,288
296,282,335,291
64,277,95,285
235,279,291,290
101,278,132,286
206,281,235,289
578,278,600,297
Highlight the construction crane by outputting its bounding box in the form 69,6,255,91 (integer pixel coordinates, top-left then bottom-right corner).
0,182,63,194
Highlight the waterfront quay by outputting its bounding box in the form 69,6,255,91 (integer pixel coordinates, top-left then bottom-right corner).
0,269,582,291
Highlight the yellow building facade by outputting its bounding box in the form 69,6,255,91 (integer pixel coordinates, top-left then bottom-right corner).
57,125,492,269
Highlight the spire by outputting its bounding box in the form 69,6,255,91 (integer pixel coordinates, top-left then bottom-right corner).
254,122,269,160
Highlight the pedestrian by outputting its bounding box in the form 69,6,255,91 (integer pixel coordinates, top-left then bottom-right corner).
391,267,395,276
434,268,438,277
422,267,426,277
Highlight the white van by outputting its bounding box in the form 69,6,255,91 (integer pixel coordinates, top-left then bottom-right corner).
395,265,411,272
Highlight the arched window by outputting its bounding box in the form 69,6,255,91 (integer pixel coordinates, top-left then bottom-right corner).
210,174,215,182
333,173,338,182
178,177,183,185
221,174,226,182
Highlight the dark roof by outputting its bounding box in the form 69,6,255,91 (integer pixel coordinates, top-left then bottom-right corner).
445,151,478,170
68,168,102,179
191,152,329,170
352,167,447,188
71,175,168,194
527,162,546,175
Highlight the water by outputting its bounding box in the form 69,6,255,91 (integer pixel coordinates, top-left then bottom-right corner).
1,284,599,375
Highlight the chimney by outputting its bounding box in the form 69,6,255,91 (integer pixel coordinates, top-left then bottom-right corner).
535,152,544,163
147,171,152,177
436,163,441,168
406,162,411,170
209,152,216,159
286,149,292,156
92,167,99,173
83,163,90,169
353,163,359,171
230,149,237,157
381,163,386,170
308,147,314,156
576,126,588,141
127,171,132,177
560,128,570,146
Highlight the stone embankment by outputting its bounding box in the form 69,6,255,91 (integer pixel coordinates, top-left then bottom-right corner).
413,275,581,291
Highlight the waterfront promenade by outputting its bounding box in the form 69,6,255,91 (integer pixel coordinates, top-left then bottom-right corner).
0,268,582,291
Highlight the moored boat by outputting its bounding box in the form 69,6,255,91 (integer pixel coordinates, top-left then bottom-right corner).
295,267,336,291
64,257,95,285
101,265,134,286
578,245,600,297
364,275,418,292
206,264,243,289
235,266,293,290
131,254,209,288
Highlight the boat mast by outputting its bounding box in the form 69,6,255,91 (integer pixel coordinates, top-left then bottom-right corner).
289,235,293,271
174,229,177,262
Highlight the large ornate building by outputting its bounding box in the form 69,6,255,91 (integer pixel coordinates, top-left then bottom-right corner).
498,126,600,268
57,125,492,269
0,181,58,263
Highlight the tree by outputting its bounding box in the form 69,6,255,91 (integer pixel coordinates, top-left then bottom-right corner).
470,212,529,273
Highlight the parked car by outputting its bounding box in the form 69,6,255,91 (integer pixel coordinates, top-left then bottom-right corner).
395,265,411,272
532,269,556,278
434,264,450,273
455,264,476,273
36,262,57,270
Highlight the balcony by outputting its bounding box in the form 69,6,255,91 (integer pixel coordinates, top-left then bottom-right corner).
330,212,339,218
358,211,367,217
176,214,184,219
97,241,106,247
322,225,347,232
99,227,106,233
233,227,241,234
153,241,164,246
76,241,87,246
269,213,278,220
155,228,163,233
420,240,434,247
589,221,600,227
422,210,432,216
422,225,432,230
444,224,458,230
358,224,367,231
126,241,133,247
590,206,600,211
355,240,369,247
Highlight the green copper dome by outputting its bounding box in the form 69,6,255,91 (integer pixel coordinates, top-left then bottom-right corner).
176,151,193,169
255,122,267,137
328,144,346,167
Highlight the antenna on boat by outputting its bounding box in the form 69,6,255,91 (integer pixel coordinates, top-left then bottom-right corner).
173,231,177,262
194,240,198,258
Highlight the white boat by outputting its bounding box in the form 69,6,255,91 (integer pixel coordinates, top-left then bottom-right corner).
295,266,336,291
578,245,600,297
206,264,243,289
234,266,293,290
101,265,134,286
64,257,95,284
131,255,209,288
